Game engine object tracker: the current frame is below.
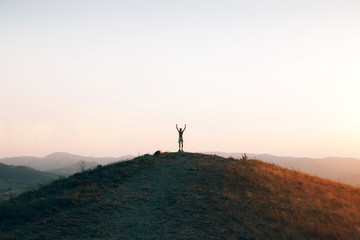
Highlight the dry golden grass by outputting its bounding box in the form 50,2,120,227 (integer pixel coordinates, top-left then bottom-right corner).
221,159,360,239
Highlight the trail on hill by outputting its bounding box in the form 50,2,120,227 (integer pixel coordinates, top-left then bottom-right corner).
93,152,232,239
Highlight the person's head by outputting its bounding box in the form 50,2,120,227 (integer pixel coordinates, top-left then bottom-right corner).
180,128,182,131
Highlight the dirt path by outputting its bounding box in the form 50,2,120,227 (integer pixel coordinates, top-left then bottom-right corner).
96,152,210,239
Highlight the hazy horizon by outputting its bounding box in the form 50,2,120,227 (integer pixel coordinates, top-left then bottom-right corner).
2,150,360,161
1,1,360,159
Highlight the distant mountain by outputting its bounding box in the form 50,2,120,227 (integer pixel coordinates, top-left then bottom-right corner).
0,152,134,171
1,152,359,239
206,151,360,186
0,163,57,200
48,160,99,176
339,173,360,187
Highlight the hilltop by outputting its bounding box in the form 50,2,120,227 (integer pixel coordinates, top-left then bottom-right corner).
1,152,359,239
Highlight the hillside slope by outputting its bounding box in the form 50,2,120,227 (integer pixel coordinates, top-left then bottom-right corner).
0,163,57,200
207,151,360,186
48,160,99,176
1,152,359,239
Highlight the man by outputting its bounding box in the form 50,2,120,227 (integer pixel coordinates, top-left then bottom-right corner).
176,124,186,152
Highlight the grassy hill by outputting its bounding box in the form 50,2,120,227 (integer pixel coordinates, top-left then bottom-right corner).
207,151,360,187
0,163,57,200
0,152,359,239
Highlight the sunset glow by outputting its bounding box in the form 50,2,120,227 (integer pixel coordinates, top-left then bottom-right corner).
1,0,360,158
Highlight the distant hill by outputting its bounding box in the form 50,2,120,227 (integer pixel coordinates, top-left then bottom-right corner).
206,151,360,186
48,160,99,176
1,152,359,239
0,152,134,171
0,163,56,200
340,173,360,187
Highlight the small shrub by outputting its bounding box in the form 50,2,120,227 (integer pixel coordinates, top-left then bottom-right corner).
154,150,162,156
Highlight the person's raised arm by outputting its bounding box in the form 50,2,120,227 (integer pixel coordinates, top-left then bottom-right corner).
176,124,179,131
183,124,186,131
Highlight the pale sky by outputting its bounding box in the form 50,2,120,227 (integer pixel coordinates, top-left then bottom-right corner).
1,0,360,158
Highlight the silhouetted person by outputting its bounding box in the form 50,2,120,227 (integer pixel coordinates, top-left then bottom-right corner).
176,124,186,151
